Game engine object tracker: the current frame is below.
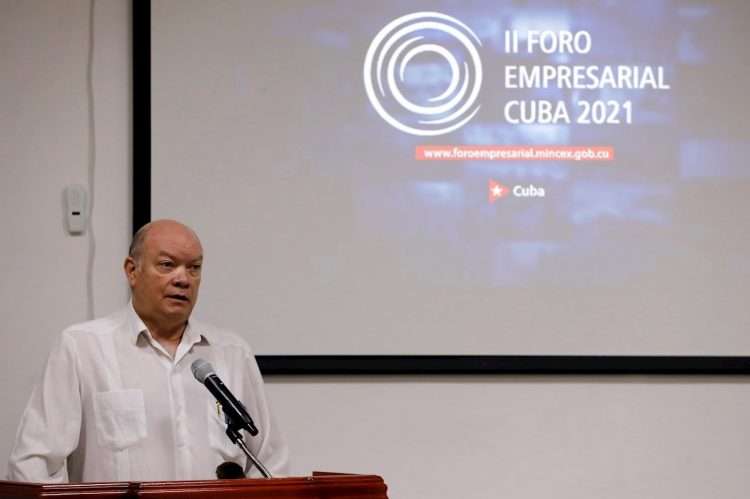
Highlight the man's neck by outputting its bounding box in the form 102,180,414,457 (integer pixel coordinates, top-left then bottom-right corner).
144,319,186,358
132,304,187,357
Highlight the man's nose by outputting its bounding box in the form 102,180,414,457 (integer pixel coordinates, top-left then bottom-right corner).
172,267,190,287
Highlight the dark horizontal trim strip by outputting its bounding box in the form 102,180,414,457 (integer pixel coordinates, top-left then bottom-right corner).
257,355,750,375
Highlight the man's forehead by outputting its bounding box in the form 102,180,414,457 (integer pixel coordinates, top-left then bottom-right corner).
144,225,202,254
155,248,203,260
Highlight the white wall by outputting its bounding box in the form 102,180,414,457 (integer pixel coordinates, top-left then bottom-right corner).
269,376,750,499
0,0,131,470
1,2,748,499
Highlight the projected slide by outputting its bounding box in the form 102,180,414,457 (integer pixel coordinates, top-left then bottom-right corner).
151,0,750,355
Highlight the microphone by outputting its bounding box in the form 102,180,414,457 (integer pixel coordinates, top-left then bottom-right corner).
191,358,259,436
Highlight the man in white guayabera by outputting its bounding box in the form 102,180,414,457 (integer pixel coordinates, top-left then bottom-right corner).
7,220,289,482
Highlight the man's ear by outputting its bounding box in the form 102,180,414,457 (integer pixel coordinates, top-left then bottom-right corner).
124,256,138,287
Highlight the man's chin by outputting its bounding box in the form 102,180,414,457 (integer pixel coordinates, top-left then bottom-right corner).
162,303,194,321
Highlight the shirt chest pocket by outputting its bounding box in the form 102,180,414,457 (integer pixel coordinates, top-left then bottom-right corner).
93,389,147,451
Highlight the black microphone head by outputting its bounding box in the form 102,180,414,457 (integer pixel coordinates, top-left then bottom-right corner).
191,358,215,383
216,461,245,479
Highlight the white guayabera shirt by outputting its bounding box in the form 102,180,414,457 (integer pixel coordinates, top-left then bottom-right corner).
7,302,289,483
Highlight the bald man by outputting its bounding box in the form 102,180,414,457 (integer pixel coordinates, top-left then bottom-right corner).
7,220,289,483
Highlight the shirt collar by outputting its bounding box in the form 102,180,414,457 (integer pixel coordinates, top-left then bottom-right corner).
126,300,211,346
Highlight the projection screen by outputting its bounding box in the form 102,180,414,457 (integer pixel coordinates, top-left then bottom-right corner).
142,0,750,371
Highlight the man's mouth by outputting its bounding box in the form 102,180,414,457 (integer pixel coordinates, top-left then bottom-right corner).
166,294,189,303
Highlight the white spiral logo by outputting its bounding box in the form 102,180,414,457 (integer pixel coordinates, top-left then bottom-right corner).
364,12,483,136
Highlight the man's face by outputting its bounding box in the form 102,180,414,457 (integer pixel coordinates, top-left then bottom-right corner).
125,223,203,330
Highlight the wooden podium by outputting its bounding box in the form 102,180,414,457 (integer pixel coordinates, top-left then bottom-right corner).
0,473,388,498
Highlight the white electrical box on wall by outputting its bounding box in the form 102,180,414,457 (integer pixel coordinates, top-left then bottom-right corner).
64,185,88,235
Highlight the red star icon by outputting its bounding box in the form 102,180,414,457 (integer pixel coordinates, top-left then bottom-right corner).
488,179,510,203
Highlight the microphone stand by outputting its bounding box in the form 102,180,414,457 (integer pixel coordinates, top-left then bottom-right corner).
225,417,273,479
224,413,273,478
